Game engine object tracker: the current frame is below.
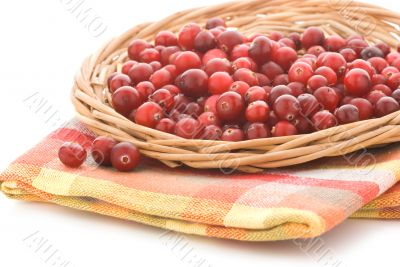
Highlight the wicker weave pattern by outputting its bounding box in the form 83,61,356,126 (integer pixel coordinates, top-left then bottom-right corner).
72,0,400,172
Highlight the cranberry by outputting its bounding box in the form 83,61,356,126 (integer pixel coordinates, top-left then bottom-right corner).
231,44,250,60
155,118,176,134
323,35,346,52
139,48,161,63
248,36,272,65
229,81,249,98
361,47,384,60
386,52,400,65
307,75,328,92
382,66,399,79
204,58,232,76
149,69,173,89
294,117,313,134
91,136,118,166
172,94,191,112
307,45,326,56
340,48,357,62
319,52,346,75
128,39,151,60
201,125,223,140
174,51,202,73
372,84,391,96
344,68,371,96
233,68,259,86
375,42,391,56
136,81,156,100
371,74,387,86
221,128,245,141
109,74,132,93
160,46,180,65
121,60,137,75
269,85,292,105
387,73,400,90
347,39,368,55
288,82,305,97
245,100,270,122
260,61,284,80
198,112,220,126
368,57,388,73
206,17,226,30
216,91,245,122
183,102,202,118
272,121,298,137
128,63,154,84
350,98,373,120
273,95,301,121
367,90,386,105
163,84,181,96
375,96,400,117
178,23,202,50
272,74,289,86
313,86,339,112
178,69,208,98
271,47,298,71
149,61,162,71
155,31,178,47
245,86,268,103
58,142,87,168
269,31,284,41
279,37,296,49
204,95,220,114
314,66,337,85
110,142,141,172
232,57,257,72
335,104,360,124
202,48,227,64
298,93,321,117
194,31,216,53
288,62,314,84
112,86,142,116
246,123,270,139
288,32,302,49
312,110,338,130
149,89,175,111
208,72,233,94
348,59,374,78
134,102,164,128
301,27,325,49
217,30,244,53
175,117,201,139
257,73,271,87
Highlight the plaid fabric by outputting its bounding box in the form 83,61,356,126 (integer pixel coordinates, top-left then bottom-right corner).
1,120,399,241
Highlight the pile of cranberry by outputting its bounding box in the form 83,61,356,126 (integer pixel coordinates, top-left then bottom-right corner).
107,18,400,141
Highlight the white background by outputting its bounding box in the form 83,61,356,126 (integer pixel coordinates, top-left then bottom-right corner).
0,0,399,266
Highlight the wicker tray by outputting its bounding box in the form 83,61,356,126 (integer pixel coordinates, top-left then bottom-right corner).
72,0,400,173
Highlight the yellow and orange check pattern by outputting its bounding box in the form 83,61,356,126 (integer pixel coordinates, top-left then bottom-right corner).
1,120,399,241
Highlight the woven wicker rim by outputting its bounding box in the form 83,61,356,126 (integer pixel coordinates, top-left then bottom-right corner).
72,0,400,173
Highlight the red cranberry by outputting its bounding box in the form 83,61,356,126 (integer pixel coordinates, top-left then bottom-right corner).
204,95,220,114
206,17,226,30
319,52,346,75
272,121,298,137
382,66,399,79
288,62,314,84
367,90,386,105
344,68,371,96
375,42,391,56
155,31,178,47
387,73,400,90
163,84,181,96
233,68,259,86
229,81,250,98
175,117,201,139
194,31,216,52
136,81,156,100
208,72,233,94
340,48,357,62
348,59,374,78
375,96,400,117
288,32,302,50
221,128,245,141
128,63,154,84
160,46,180,65
273,95,301,121
217,30,244,53
246,123,270,139
204,58,232,76
198,112,220,127
260,61,284,80
301,27,325,49
269,31,284,41
149,61,162,72
307,75,328,92
109,74,132,93
178,69,208,98
245,100,270,123
174,51,202,73
307,45,326,56
231,44,250,60
287,82,305,97
257,73,271,87
272,74,289,86
347,39,368,55
335,104,360,124
178,23,202,50
269,85,292,105
155,118,176,134
372,84,391,96
134,102,164,128
216,91,245,122
91,136,118,166
349,98,373,120
386,52,400,65
313,86,339,112
232,57,257,72
293,117,313,134
323,35,346,52
245,86,268,103
121,60,137,75
149,89,175,111
314,66,337,85
361,47,384,60
279,37,296,50
112,86,142,116
271,47,298,71
392,89,400,103
202,48,227,64
371,74,387,86
110,142,141,172
368,57,388,73
312,110,338,130
149,69,173,89
201,125,223,140
58,142,87,168
248,36,273,65
298,93,321,117
183,102,203,118
128,39,151,60
139,48,160,63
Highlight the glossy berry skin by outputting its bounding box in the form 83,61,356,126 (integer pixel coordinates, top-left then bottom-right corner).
128,63,154,85
155,31,178,47
334,104,360,124
312,110,338,130
350,98,374,120
375,96,400,117
139,48,161,63
344,68,371,97
91,136,118,166
245,100,270,123
194,31,216,53
178,69,209,98
110,142,141,172
175,117,201,139
183,102,203,118
216,91,245,122
248,36,272,65
367,90,386,106
121,60,137,75
204,58,232,76
217,30,244,53
150,89,175,111
319,52,347,75
201,125,222,140
155,118,176,134
301,27,325,49
272,121,298,137
149,69,173,89
387,73,400,90
298,93,321,117
245,86,268,103
178,23,202,50
233,68,259,86
269,85,292,105
392,89,400,103
134,102,164,128
307,75,328,92
208,72,233,94
198,112,220,127
229,81,250,98
135,81,155,100
109,74,132,93
261,61,284,80
202,48,228,64
221,128,245,141
58,142,87,168
314,66,337,85
206,17,226,29
174,51,202,73
340,48,358,62
204,94,220,114
112,86,142,116
271,47,298,71
246,123,270,139
313,86,339,113
273,95,301,121
128,39,151,60
288,62,314,84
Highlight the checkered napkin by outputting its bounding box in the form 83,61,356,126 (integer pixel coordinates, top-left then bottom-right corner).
1,120,399,241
